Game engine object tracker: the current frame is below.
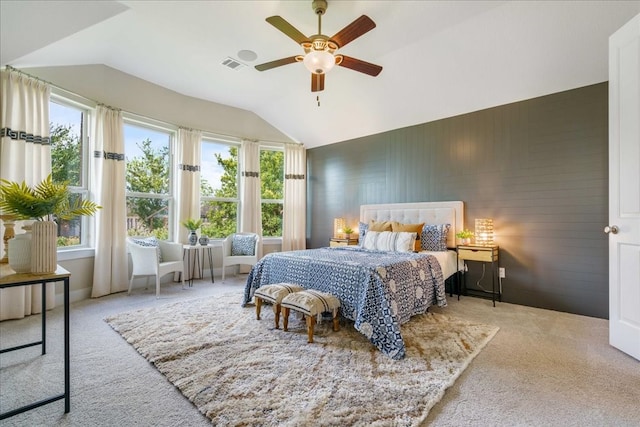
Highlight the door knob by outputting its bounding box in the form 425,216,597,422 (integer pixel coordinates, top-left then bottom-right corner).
604,225,619,234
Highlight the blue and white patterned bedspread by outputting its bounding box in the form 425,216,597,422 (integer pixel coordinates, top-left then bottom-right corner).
243,246,447,360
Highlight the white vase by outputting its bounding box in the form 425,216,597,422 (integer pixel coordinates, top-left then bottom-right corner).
8,233,32,273
31,221,57,274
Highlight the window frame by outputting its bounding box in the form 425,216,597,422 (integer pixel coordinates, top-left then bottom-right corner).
199,136,241,238
259,145,284,238
49,91,93,252
123,116,176,241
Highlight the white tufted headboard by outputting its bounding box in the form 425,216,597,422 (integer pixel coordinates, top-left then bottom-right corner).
360,201,464,249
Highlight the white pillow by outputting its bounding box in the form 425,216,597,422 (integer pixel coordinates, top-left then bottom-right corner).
362,231,416,252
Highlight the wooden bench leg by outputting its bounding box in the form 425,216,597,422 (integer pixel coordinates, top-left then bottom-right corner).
332,309,340,332
256,297,262,320
283,307,290,331
274,303,281,329
306,315,316,343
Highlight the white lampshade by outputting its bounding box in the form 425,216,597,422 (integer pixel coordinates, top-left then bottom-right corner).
303,50,336,74
474,218,494,246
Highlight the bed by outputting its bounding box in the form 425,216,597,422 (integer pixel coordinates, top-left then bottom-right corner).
243,201,464,360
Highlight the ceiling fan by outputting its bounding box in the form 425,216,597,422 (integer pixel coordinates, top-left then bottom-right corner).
255,0,383,92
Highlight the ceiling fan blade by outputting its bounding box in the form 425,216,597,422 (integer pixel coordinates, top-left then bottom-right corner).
337,55,383,77
266,16,310,45
311,73,325,92
329,15,376,48
255,56,299,71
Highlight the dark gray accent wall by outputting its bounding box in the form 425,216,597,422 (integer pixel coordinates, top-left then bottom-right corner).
307,83,608,319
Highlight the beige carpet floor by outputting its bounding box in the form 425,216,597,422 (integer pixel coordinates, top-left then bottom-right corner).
1,275,639,426
104,293,498,426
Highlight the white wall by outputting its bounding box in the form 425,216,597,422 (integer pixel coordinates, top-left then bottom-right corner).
25,64,294,144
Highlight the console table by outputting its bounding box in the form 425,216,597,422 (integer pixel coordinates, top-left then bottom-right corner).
0,264,70,419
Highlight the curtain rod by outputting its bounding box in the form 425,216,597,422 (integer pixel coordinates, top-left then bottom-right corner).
3,65,93,104
2,65,303,148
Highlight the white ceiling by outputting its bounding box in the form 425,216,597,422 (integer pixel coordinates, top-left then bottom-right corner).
2,1,639,148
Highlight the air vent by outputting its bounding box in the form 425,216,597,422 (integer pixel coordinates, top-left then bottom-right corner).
222,57,245,70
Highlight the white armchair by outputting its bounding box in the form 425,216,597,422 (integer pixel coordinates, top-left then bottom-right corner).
127,237,185,298
221,232,260,281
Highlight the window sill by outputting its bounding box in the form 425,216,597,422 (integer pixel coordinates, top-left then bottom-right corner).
57,247,95,261
262,237,282,245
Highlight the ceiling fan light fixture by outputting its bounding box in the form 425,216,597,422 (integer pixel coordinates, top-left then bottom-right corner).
303,50,335,74
255,1,382,92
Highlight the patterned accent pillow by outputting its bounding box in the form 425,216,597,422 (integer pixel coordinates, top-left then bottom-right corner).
421,224,451,251
362,231,416,253
391,222,424,252
232,234,256,256
130,236,163,262
358,221,368,246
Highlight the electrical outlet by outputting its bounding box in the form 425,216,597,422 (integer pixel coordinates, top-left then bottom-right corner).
499,267,506,278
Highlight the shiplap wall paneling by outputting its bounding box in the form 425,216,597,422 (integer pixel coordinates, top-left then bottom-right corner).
307,83,608,318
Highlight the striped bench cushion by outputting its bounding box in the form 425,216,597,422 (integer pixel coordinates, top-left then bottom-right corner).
254,283,304,305
281,289,341,317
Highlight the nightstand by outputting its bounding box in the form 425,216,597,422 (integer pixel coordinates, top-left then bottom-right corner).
329,238,359,247
457,244,500,306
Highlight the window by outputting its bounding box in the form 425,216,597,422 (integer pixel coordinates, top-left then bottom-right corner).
124,121,174,239
49,96,90,248
260,148,284,237
200,139,239,238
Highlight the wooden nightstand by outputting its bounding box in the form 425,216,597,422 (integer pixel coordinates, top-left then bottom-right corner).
457,244,500,306
329,238,359,247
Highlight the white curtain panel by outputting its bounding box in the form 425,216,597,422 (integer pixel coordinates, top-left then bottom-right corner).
0,68,56,320
91,105,128,298
239,140,262,235
282,144,307,251
176,128,202,244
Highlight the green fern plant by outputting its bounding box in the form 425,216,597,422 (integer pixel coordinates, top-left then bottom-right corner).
181,218,203,231
0,174,101,221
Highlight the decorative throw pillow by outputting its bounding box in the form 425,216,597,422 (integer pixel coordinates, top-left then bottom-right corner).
391,222,424,252
232,234,256,256
368,219,393,232
358,221,368,246
130,236,163,262
362,231,416,253
421,224,451,251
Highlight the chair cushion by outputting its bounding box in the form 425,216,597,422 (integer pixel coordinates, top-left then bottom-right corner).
281,290,340,317
130,236,162,262
254,283,304,304
231,234,256,256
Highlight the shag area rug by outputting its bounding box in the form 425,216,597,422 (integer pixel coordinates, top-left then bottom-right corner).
105,294,499,427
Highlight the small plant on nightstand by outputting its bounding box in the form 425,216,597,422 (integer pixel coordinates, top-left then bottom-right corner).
456,229,474,245
343,226,354,239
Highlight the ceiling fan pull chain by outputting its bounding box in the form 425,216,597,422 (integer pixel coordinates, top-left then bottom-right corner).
317,95,320,107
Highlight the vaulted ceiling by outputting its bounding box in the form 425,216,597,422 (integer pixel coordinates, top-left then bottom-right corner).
2,1,639,148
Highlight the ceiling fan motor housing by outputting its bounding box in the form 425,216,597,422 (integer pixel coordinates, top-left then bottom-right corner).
312,0,328,15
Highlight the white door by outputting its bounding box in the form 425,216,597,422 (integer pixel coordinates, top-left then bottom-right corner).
608,14,640,361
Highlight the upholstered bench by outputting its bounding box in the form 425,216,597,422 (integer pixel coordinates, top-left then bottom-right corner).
254,283,304,329
281,289,341,343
